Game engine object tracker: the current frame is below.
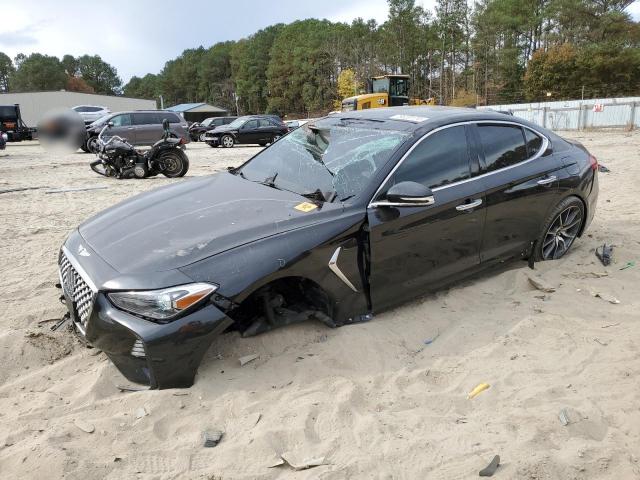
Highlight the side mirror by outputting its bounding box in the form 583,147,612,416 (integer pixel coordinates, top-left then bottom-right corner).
107,121,114,127
162,119,170,131
385,181,435,206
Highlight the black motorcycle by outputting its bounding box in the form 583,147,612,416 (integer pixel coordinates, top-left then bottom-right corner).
90,119,189,179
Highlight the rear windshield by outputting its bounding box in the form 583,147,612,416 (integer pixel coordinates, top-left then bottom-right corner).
238,118,409,202
0,106,17,120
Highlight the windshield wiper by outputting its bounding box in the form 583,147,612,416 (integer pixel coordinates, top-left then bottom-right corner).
259,173,280,189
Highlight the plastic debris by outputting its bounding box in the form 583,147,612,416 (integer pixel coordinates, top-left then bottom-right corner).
559,408,570,426
280,452,327,470
239,354,259,366
527,275,556,293
620,261,635,270
592,291,620,304
595,244,613,266
203,430,223,448
597,164,611,173
135,407,148,419
74,419,95,434
468,383,490,399
479,455,500,477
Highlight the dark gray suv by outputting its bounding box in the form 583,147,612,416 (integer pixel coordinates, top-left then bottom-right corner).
83,111,190,153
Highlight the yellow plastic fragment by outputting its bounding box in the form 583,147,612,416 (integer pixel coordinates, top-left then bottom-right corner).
468,383,490,399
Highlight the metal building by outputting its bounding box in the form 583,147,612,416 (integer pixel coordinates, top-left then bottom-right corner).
167,103,228,123
0,91,157,127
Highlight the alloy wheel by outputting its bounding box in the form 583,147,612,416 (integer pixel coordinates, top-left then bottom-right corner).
272,135,281,143
222,135,234,148
541,205,583,260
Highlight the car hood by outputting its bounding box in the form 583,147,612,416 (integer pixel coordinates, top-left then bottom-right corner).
79,172,343,274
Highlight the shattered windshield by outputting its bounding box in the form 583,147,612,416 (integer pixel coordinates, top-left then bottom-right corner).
237,118,409,202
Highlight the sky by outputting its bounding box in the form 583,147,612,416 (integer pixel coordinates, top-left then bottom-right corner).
0,0,638,85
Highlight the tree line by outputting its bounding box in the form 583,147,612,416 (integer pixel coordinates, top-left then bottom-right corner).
0,52,122,95
2,0,638,116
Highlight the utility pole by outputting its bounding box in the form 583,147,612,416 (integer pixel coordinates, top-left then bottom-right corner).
581,85,585,101
159,95,164,110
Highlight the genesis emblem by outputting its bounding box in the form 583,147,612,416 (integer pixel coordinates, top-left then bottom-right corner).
78,245,91,257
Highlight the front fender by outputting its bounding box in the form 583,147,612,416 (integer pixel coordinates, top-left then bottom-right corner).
179,209,370,324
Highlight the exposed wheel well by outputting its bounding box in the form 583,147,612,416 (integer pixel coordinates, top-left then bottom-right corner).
225,277,335,336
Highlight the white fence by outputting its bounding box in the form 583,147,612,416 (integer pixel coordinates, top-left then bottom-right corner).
479,96,640,131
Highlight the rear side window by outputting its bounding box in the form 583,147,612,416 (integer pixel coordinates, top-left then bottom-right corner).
133,112,157,125
524,128,543,157
389,125,470,190
259,119,272,127
477,125,528,172
156,112,181,124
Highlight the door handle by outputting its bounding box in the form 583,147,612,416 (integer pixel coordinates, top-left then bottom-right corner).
456,198,482,211
537,175,556,185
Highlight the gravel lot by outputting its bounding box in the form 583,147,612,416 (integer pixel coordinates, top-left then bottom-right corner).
1,131,639,479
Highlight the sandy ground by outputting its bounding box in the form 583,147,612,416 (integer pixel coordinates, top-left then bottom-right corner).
0,131,638,479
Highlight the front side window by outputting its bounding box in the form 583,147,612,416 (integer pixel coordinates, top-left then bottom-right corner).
259,119,272,128
477,125,528,172
238,119,409,202
386,125,471,192
111,114,131,127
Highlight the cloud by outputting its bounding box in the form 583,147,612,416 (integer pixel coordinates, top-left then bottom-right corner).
0,25,40,47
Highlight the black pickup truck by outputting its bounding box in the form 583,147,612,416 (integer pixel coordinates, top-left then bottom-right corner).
0,104,36,141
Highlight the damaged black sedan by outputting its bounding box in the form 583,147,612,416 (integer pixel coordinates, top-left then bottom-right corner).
57,106,598,388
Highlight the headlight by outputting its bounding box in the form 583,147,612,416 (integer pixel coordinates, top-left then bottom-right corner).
108,283,217,321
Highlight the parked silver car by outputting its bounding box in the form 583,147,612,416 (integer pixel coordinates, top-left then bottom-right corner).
72,105,111,124
83,111,190,153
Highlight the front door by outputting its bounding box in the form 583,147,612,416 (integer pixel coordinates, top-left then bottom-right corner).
472,123,562,262
367,124,486,310
239,119,260,144
109,114,135,144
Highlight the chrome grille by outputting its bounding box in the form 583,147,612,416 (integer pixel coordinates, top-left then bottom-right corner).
59,251,96,329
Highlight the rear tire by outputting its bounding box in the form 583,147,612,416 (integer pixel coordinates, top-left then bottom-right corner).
534,196,585,261
160,150,189,178
80,141,90,153
271,134,281,144
221,134,234,148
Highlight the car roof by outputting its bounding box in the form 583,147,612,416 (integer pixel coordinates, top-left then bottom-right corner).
328,106,526,132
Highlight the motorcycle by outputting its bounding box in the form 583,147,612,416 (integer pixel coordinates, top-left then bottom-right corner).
90,119,189,179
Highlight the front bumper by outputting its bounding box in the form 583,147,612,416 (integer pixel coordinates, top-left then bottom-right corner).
203,135,219,145
59,242,232,389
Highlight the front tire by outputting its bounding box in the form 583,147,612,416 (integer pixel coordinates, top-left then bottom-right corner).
220,134,234,148
534,196,585,261
87,136,99,154
159,150,189,178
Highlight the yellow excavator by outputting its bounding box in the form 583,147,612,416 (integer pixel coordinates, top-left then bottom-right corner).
341,74,436,111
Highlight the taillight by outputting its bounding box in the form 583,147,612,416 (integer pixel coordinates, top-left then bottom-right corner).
179,137,185,145
589,154,598,171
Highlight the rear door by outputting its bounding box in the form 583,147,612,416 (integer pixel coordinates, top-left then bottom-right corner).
258,118,275,143
109,114,134,143
473,122,562,262
367,124,486,310
132,112,161,145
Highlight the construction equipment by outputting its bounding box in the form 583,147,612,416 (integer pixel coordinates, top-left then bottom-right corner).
0,104,36,141
341,74,436,112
